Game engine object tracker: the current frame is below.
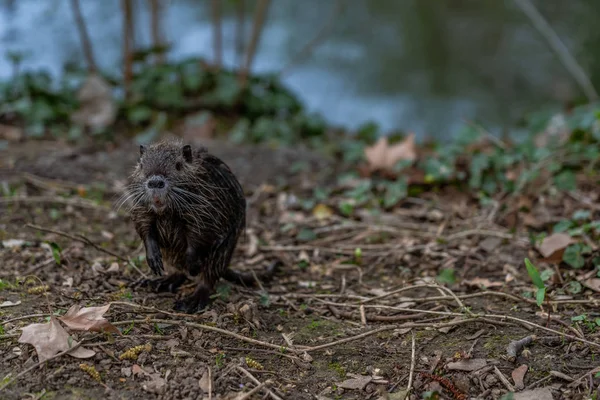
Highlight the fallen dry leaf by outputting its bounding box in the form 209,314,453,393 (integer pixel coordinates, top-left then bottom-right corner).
535,233,575,258
513,387,553,400
364,133,417,172
198,369,211,392
462,277,503,289
582,278,600,293
0,300,21,308
312,203,334,220
18,316,95,363
512,364,528,390
446,358,487,372
71,73,117,130
58,304,120,334
337,374,372,390
142,373,167,395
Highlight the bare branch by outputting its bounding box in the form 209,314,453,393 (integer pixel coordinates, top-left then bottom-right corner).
121,0,135,100
278,0,346,78
513,0,598,102
235,0,246,69
240,0,271,86
70,0,97,73
211,0,223,69
148,0,165,65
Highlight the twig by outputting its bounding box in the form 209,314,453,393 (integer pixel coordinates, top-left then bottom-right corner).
513,0,598,102
69,0,97,72
148,0,165,65
113,319,300,354
211,0,222,69
25,223,147,278
0,195,109,210
236,366,282,400
237,379,270,400
121,0,134,100
235,0,246,69
278,0,345,77
1,313,50,325
240,0,270,86
406,330,416,395
0,340,84,392
493,366,515,392
208,366,213,400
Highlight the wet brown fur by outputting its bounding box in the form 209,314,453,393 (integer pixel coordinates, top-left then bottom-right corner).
119,139,277,313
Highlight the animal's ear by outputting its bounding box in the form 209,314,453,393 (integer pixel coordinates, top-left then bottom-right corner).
182,144,193,163
139,145,146,156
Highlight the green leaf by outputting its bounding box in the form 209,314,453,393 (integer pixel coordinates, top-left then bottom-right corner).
566,280,582,294
552,219,573,233
571,314,586,322
553,170,577,191
49,242,62,265
436,268,456,285
524,258,544,289
383,180,408,208
535,287,546,307
563,243,590,269
297,228,317,242
572,210,591,221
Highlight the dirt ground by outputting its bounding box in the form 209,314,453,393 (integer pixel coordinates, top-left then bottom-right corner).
1,136,599,400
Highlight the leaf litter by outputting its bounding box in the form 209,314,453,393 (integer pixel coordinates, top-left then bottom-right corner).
3,130,600,399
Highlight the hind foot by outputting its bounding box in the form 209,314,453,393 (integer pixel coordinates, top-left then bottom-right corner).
134,273,187,293
173,283,212,314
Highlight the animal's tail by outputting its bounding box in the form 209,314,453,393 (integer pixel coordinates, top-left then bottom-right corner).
222,260,282,287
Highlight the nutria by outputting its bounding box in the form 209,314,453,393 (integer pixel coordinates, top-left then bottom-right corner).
119,139,278,313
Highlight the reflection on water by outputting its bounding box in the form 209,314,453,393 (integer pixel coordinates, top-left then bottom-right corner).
0,0,595,139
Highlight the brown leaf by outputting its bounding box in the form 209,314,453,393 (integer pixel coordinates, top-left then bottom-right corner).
58,304,120,334
462,277,503,289
142,373,167,394
513,387,553,400
445,358,487,372
535,233,575,258
364,133,417,172
337,374,372,390
511,364,528,390
582,278,600,293
71,73,117,130
18,316,95,363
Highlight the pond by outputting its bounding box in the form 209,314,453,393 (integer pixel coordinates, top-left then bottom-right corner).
0,0,596,140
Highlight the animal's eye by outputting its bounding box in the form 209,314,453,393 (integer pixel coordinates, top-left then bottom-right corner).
175,162,182,171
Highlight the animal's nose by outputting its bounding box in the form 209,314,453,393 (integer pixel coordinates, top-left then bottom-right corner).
147,176,166,189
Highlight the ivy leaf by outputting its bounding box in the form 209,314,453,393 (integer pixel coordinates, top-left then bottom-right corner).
563,243,591,269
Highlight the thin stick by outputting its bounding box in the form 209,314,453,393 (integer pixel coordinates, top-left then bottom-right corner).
208,366,213,400
211,0,222,69
406,330,416,395
236,366,282,400
513,0,598,101
69,0,97,72
240,0,270,85
235,0,246,69
237,380,270,400
121,0,134,100
0,195,109,210
25,223,147,278
278,0,345,77
148,0,165,64
113,319,300,354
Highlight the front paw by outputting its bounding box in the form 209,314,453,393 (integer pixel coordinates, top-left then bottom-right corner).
173,286,211,313
147,253,164,276
185,247,201,277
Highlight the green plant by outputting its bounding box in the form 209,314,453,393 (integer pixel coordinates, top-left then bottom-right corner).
524,258,546,307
